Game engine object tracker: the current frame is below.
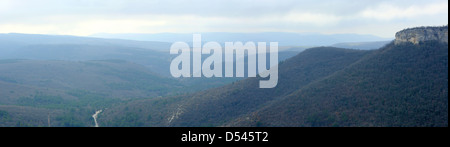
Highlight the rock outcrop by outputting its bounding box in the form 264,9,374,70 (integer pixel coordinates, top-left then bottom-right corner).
395,25,448,45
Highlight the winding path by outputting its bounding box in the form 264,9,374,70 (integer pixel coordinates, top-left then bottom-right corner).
92,110,102,127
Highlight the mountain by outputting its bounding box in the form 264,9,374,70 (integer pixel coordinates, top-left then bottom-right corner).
99,26,448,127
395,25,448,45
0,59,189,127
0,60,184,103
1,26,446,127
91,32,391,46
0,33,303,77
0,35,299,127
99,47,372,126
229,41,447,127
0,33,172,51
0,33,176,77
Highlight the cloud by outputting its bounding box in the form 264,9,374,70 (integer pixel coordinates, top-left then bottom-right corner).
0,0,447,37
283,12,343,25
359,1,448,20
0,0,14,13
0,24,58,34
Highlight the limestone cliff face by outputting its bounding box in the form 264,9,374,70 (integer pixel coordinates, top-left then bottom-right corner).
395,25,448,45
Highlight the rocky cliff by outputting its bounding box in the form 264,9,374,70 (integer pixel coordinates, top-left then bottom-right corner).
395,25,448,45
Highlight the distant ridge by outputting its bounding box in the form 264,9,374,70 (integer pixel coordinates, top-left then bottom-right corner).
331,41,391,50
99,26,448,127
91,32,391,46
0,33,172,51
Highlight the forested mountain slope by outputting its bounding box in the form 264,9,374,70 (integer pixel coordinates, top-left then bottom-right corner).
101,40,447,127
229,41,448,127
100,47,372,126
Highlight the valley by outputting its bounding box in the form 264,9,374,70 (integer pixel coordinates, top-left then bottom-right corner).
0,26,447,127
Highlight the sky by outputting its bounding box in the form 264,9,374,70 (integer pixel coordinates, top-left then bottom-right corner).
0,0,448,38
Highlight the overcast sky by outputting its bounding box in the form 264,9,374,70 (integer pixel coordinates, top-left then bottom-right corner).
0,0,448,38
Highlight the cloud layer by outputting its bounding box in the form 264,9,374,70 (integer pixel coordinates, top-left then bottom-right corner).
0,0,448,37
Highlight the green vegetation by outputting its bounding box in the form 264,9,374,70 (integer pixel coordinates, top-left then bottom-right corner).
0,34,447,127
0,110,9,119
0,58,241,127
100,47,372,127
107,112,145,127
0,60,189,126
100,41,448,127
55,113,85,127
234,41,448,127
16,95,67,108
